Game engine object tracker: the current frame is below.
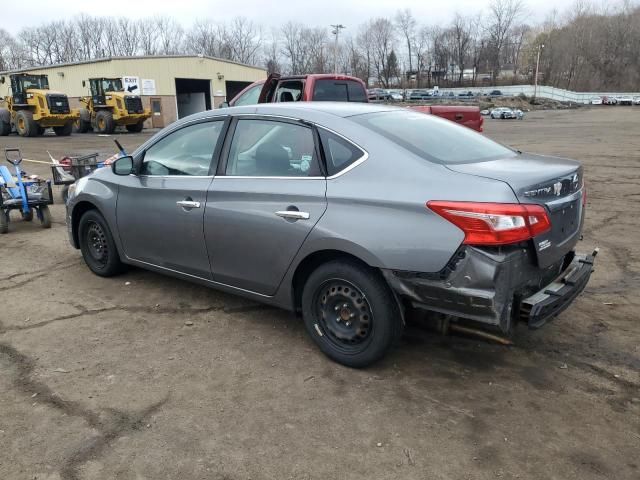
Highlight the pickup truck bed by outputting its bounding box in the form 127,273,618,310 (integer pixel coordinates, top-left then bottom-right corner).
408,105,484,132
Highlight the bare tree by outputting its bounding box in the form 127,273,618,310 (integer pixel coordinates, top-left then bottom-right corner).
368,18,396,87
395,9,416,75
450,13,473,83
485,0,525,80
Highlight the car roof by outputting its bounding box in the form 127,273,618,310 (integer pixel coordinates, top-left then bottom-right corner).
183,102,401,123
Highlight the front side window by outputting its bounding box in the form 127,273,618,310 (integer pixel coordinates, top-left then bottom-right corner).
233,84,262,106
318,129,365,176
351,111,515,164
141,121,223,176
226,119,320,177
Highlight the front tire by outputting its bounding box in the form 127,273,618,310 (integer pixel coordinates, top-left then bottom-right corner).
301,260,403,368
15,110,39,137
38,205,52,228
94,110,115,134
0,211,8,233
78,209,125,277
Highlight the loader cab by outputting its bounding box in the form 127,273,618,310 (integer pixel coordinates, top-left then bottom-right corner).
10,74,49,105
88,78,124,106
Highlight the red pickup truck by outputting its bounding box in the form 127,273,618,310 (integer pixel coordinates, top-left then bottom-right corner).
227,74,483,132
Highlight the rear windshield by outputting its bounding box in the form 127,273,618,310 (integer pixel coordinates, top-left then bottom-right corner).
313,79,367,102
351,110,515,164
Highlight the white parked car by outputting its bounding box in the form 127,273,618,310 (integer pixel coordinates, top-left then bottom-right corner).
617,95,633,105
389,92,404,101
490,107,516,119
480,109,490,116
590,97,603,105
633,96,640,105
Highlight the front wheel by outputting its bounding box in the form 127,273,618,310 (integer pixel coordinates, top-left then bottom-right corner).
38,205,52,228
78,209,125,277
301,260,403,368
0,210,8,233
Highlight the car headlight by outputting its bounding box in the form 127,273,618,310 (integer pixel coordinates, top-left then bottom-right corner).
67,183,77,198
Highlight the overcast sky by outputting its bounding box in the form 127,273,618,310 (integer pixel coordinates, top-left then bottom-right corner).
2,0,572,34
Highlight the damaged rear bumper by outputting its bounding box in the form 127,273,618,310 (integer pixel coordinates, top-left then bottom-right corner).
382,246,596,332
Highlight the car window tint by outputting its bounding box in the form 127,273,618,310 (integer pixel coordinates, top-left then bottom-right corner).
313,80,366,102
234,84,262,106
318,129,365,176
141,121,223,176
226,119,320,177
352,111,515,164
275,80,303,102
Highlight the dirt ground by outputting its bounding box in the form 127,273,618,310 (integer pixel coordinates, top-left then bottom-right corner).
1,108,638,480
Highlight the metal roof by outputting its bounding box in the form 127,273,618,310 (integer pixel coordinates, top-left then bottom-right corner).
0,55,266,75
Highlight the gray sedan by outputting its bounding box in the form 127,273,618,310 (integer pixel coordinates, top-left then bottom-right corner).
66,103,594,367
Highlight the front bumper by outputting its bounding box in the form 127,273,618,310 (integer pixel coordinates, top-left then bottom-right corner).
382,246,595,332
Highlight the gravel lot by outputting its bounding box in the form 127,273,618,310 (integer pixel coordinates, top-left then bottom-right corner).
1,108,638,480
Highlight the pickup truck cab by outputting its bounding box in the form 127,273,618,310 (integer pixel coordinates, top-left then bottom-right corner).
227,73,368,107
227,73,483,132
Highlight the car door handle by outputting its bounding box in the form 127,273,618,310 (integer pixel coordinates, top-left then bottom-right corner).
176,200,201,209
275,210,310,220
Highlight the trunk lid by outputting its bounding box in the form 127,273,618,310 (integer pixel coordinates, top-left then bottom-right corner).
446,153,585,268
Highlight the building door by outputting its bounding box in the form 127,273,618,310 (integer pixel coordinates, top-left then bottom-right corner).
150,97,163,128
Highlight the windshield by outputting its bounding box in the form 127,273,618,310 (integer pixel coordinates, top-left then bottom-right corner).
20,75,49,90
351,110,515,164
101,79,123,92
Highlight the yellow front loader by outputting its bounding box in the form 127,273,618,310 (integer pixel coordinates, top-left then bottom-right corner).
76,78,151,134
0,73,79,137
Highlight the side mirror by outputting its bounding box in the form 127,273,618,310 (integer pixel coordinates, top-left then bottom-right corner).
218,102,229,109
82,80,86,88
112,155,135,175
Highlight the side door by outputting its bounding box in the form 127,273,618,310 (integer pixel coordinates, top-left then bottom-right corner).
205,116,327,295
150,97,163,128
116,118,227,279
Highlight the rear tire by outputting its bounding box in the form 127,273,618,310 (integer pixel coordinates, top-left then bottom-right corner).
53,122,73,136
0,211,8,233
94,110,115,134
301,260,403,368
39,205,52,228
78,209,125,277
126,121,145,133
15,110,39,137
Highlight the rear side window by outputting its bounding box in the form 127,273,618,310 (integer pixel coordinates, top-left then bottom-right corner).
226,119,321,177
313,80,367,102
352,111,514,164
318,129,365,176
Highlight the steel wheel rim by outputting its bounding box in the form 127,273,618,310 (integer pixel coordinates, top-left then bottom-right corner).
18,117,25,130
315,279,374,352
98,118,105,129
86,221,108,266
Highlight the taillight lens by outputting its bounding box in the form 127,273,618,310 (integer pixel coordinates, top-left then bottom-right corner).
427,201,551,246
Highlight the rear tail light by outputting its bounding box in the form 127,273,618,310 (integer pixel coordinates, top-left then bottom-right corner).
427,201,551,246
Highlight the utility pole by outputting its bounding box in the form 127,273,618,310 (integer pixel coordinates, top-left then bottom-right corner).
331,24,346,74
533,43,544,102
